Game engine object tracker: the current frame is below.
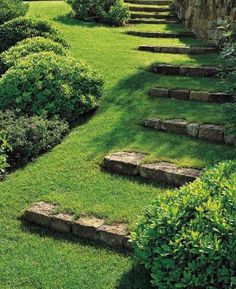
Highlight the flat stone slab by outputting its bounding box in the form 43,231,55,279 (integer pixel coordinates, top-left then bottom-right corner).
125,0,173,5
103,151,201,186
153,64,219,77
131,13,177,20
138,45,217,54
144,118,233,145
139,162,200,186
129,19,179,24
149,87,234,103
129,6,172,12
22,203,132,252
127,31,196,38
103,151,146,176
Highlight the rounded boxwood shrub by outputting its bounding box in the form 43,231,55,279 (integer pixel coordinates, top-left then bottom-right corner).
66,0,130,26
0,110,69,168
132,161,236,289
0,17,67,52
0,37,69,75
0,52,103,122
0,0,28,25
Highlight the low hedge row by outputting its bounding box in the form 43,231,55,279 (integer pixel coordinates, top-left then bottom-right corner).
0,0,28,24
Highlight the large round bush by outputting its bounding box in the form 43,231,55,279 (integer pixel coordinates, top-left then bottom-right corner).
132,161,236,289
0,52,103,122
0,0,28,25
0,37,69,75
66,0,130,26
0,17,67,52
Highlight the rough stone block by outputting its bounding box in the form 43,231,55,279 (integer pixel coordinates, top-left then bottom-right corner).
153,64,180,75
103,151,146,176
98,224,129,250
150,88,169,98
224,135,236,146
169,89,190,100
144,118,162,130
179,66,218,77
187,123,199,137
123,235,133,252
51,213,74,233
208,93,234,103
72,217,104,241
161,119,188,135
190,91,210,102
23,201,55,227
199,124,224,143
173,168,200,187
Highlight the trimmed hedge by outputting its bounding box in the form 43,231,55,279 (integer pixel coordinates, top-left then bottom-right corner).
132,161,236,289
0,110,69,168
0,52,104,122
0,37,69,75
0,17,68,52
0,0,28,25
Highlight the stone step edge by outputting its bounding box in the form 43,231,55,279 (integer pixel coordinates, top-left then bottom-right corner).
126,31,196,38
144,118,236,145
22,201,132,252
103,151,201,187
130,13,176,19
138,45,217,54
129,19,179,24
153,64,219,77
124,0,173,5
149,87,235,103
129,7,172,12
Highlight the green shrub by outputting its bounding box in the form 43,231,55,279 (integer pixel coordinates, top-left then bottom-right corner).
0,37,69,75
0,110,69,168
0,130,10,176
0,52,103,122
132,161,236,289
0,17,67,52
0,0,28,25
66,0,130,26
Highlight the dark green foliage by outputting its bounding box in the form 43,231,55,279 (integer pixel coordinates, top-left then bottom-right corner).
132,161,236,289
0,131,10,175
0,37,69,75
0,17,68,52
0,0,28,25
0,110,69,168
66,0,130,26
0,52,104,122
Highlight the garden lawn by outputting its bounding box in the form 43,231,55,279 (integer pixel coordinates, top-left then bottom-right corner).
0,1,235,288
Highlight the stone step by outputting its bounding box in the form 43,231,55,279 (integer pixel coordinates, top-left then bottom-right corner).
125,0,173,5
130,13,176,20
129,19,179,24
129,6,172,12
103,151,200,186
150,87,235,103
22,201,132,252
138,45,217,54
144,118,236,145
152,64,219,77
127,31,196,38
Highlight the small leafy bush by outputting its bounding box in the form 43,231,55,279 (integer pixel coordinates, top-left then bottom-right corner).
66,0,130,26
0,0,28,25
0,17,67,52
0,52,103,122
0,131,10,176
0,110,69,168
133,161,236,289
0,37,69,75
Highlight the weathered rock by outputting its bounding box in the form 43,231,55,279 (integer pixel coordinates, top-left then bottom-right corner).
103,151,146,176
123,235,133,252
153,64,180,75
208,93,235,104
169,89,190,100
199,124,224,143
51,213,74,233
98,224,129,250
190,91,210,102
127,31,196,38
23,201,56,227
144,118,162,130
161,119,188,135
150,88,169,98
179,66,218,77
187,123,199,137
224,134,236,146
72,217,104,241
173,167,201,186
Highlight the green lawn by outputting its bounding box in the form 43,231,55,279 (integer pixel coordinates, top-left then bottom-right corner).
0,1,235,288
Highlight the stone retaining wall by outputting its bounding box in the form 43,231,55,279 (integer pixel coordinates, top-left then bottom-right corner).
174,0,236,43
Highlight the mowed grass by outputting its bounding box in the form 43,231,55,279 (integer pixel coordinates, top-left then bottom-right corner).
0,1,235,288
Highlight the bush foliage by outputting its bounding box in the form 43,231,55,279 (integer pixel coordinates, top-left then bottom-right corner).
0,110,69,168
0,0,28,25
0,37,68,75
0,52,103,122
0,17,67,52
132,161,236,289
66,0,130,26
0,131,10,176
